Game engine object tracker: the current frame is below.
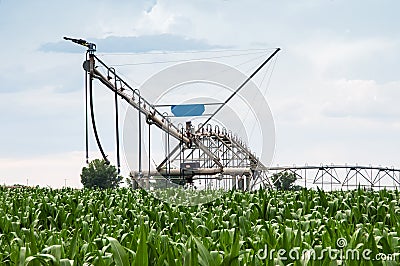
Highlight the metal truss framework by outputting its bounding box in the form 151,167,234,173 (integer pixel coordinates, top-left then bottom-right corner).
137,124,273,190
268,165,400,190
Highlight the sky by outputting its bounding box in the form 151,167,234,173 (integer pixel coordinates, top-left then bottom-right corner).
0,0,400,188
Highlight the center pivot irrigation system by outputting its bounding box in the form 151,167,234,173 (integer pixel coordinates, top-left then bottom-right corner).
66,37,400,191
65,37,280,190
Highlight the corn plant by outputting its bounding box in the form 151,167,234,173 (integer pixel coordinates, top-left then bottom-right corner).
0,186,399,265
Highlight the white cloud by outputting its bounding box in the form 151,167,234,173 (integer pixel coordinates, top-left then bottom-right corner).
2,0,400,188
292,37,400,81
322,79,400,119
311,38,391,70
136,2,176,34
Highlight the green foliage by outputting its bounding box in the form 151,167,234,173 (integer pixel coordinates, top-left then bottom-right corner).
0,187,399,264
80,159,123,189
271,171,298,190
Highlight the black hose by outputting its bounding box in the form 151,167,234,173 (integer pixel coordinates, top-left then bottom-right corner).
89,65,110,165
148,123,151,179
85,53,89,164
114,74,121,173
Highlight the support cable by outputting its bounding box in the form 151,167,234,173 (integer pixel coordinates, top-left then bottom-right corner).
97,48,273,57
106,50,270,67
197,48,280,132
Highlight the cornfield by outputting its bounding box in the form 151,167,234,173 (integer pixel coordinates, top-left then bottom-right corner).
0,187,399,265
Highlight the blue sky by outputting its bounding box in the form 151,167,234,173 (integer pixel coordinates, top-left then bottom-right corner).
1,0,400,187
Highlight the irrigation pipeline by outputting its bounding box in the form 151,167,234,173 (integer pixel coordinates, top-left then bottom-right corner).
90,60,190,144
